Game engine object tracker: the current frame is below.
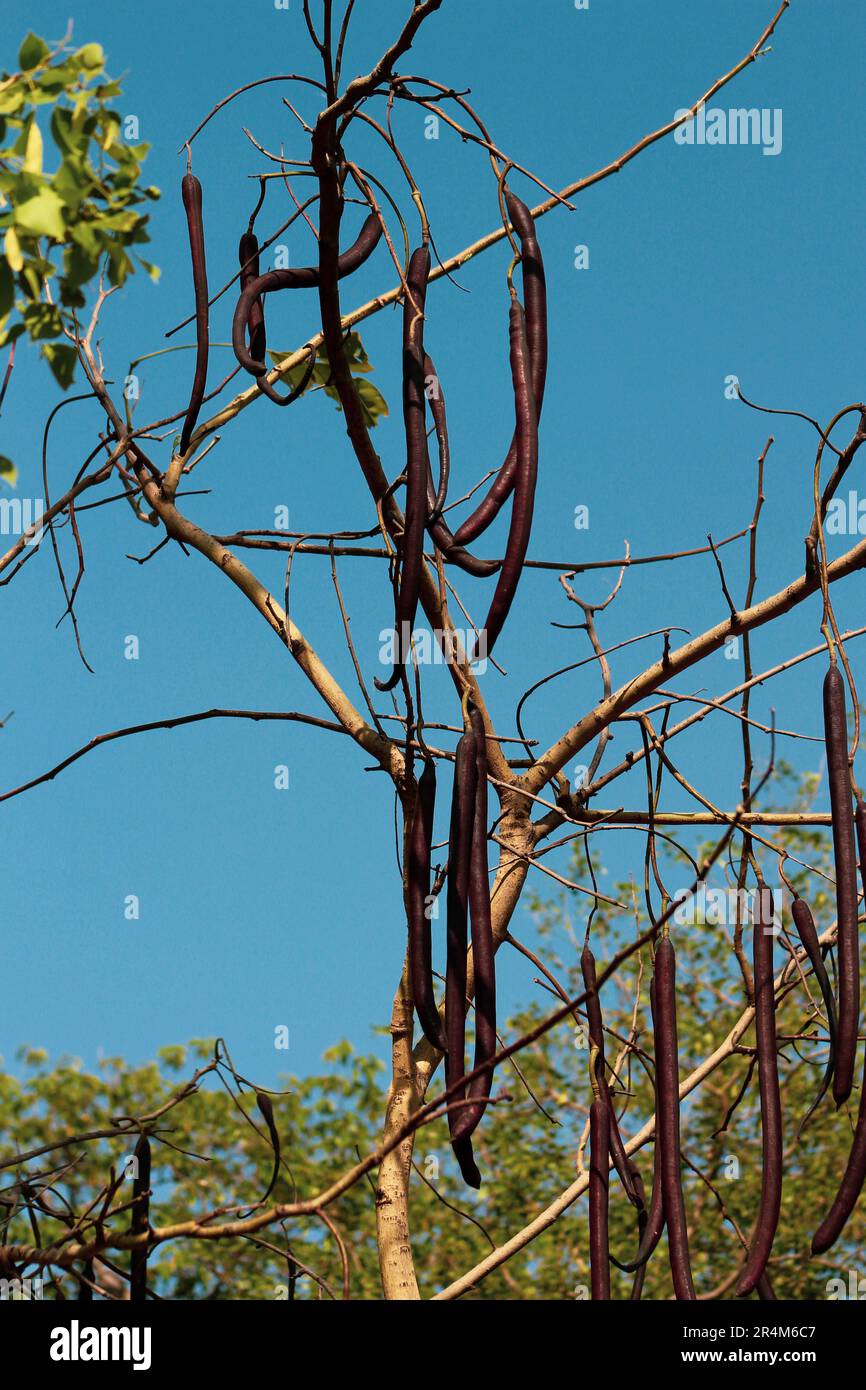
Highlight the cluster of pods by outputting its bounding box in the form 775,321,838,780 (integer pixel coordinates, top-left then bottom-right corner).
586,663,866,1299
176,172,548,1186
394,194,548,1185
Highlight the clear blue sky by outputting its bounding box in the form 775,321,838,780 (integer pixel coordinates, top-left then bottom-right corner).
2,0,865,1086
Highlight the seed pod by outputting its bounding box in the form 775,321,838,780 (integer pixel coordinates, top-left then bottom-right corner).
238,229,266,364
445,727,480,1187
473,299,538,660
376,247,431,693
811,1048,866,1253
256,1090,281,1204
823,665,859,1107
179,173,209,455
129,1134,151,1303
231,211,381,380
580,943,640,1206
810,802,866,1256
452,192,547,546
736,884,783,1296
589,1098,611,1300
408,757,445,1051
611,974,666,1275
450,703,496,1160
423,353,450,523
626,1164,649,1300
791,896,836,1131
654,935,696,1300
417,348,500,577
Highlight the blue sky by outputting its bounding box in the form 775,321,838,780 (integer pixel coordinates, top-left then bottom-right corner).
2,0,865,1087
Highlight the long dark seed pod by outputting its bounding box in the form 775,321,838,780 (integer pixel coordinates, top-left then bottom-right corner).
473,298,538,660
179,173,209,455
654,935,696,1300
581,943,640,1206
129,1134,151,1303
232,212,381,379
791,896,837,1131
589,1098,611,1300
256,1090,281,1204
445,727,480,1187
611,974,666,1274
450,702,496,1158
375,246,431,693
736,884,783,1296
408,757,445,1050
811,1045,866,1252
238,229,266,364
452,192,547,545
823,664,859,1107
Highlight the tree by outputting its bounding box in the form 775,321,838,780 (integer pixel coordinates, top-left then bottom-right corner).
2,0,865,1303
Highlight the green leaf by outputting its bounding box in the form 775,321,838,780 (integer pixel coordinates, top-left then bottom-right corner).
41,341,77,388
75,43,104,72
14,187,65,239
50,107,87,157
22,301,62,340
19,32,49,72
343,377,388,429
0,89,24,118
4,225,23,272
0,455,18,486
342,331,374,374
22,119,43,174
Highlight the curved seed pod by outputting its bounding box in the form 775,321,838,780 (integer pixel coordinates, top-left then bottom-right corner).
423,353,450,523
452,192,547,546
408,757,445,1050
580,943,640,1206
416,350,500,578
450,703,496,1158
823,665,859,1107
231,211,381,379
589,1098,611,1300
654,935,696,1300
445,728,480,1187
737,884,783,1296
791,896,837,1132
375,246,431,693
256,1090,281,1204
626,1165,649,1300
238,229,266,363
472,299,538,660
425,474,500,577
811,1046,866,1252
129,1133,151,1303
611,973,666,1275
756,1272,777,1300
179,174,209,455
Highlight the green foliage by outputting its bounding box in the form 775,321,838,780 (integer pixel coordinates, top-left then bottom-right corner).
0,28,160,410
268,331,389,429
1,770,862,1300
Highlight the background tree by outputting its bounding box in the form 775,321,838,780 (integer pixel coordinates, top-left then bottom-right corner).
2,0,866,1303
